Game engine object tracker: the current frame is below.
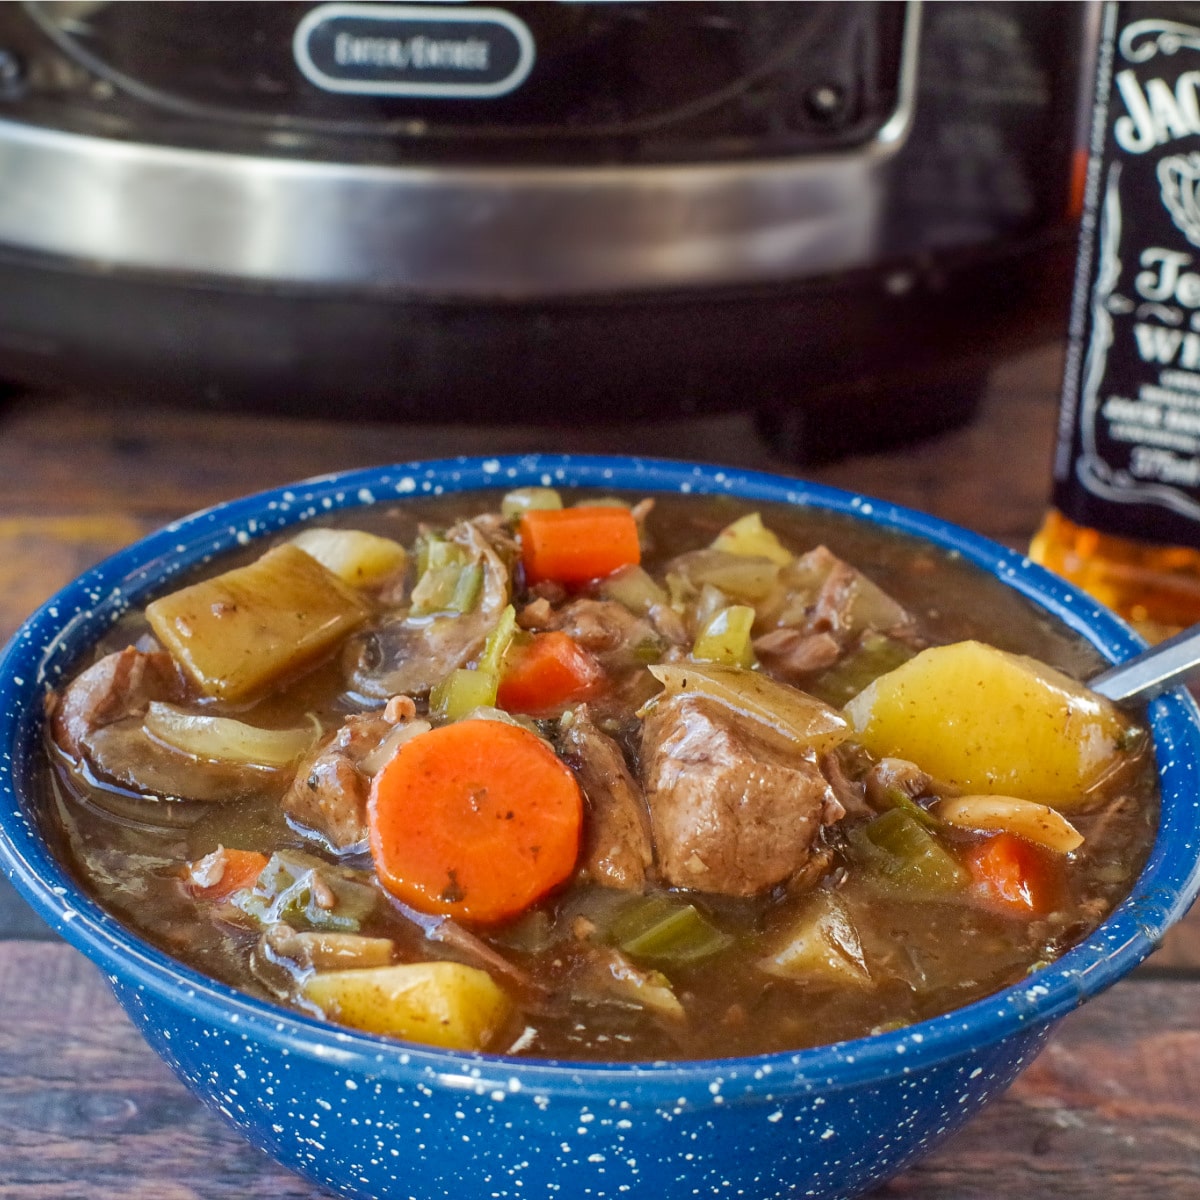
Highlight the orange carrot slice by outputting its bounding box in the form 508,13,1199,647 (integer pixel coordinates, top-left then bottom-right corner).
182,847,269,903
519,506,640,585
368,720,583,925
497,632,605,716
965,833,1064,917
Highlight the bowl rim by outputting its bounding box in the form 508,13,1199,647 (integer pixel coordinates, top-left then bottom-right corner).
2,452,1199,1102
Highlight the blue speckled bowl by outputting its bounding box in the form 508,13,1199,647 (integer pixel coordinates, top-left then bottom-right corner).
1,455,1199,1200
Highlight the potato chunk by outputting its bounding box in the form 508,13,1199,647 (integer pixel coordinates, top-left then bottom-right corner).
758,892,871,987
843,641,1129,806
290,528,407,589
301,961,512,1051
146,543,370,702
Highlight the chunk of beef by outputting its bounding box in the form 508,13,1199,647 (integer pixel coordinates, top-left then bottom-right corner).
777,547,917,645
347,518,511,698
85,720,281,802
753,628,841,678
819,748,872,821
520,596,677,672
49,647,258,802
51,646,187,760
551,941,684,1020
283,702,429,852
559,705,653,891
640,694,842,897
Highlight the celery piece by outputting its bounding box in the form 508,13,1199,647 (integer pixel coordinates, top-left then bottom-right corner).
477,604,517,677
692,605,757,669
501,487,563,520
806,632,916,707
876,786,941,832
610,894,733,966
451,562,483,613
146,543,369,702
710,512,793,566
431,667,499,722
410,537,483,616
234,850,378,933
413,530,454,581
848,809,968,897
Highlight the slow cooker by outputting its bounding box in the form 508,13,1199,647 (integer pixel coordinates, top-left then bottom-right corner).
0,2,1090,459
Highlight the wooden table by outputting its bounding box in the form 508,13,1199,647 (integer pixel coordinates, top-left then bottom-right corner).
1,343,1198,1198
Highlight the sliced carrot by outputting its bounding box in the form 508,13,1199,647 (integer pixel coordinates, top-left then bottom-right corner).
182,847,268,903
497,632,606,716
519,506,640,585
368,720,583,925
965,833,1064,917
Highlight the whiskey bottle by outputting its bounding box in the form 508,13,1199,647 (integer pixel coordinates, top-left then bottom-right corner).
1030,1,1200,638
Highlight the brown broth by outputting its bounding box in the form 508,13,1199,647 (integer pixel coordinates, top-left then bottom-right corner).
38,491,1159,1061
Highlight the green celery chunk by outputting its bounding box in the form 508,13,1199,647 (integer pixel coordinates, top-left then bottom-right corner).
692,605,757,669
429,605,518,720
848,808,967,897
431,667,499,721
410,535,483,617
875,786,941,831
610,894,733,966
477,604,517,677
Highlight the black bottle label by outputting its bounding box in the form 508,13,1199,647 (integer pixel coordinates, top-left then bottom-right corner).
1054,2,1200,546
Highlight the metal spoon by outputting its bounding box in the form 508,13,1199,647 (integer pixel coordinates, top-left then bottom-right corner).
1089,622,1200,704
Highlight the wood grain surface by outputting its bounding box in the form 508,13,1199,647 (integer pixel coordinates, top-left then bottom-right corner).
1,343,1198,1197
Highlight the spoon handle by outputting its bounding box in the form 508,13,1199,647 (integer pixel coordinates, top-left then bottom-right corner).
1090,622,1200,704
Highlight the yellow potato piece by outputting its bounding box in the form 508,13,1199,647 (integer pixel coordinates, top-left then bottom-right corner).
301,961,512,1051
146,543,369,702
290,527,407,588
758,892,871,988
843,640,1128,806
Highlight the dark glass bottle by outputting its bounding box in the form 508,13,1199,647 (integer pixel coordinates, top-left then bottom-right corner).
1031,1,1200,637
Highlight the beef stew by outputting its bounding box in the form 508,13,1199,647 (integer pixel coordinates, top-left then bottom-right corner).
39,490,1157,1061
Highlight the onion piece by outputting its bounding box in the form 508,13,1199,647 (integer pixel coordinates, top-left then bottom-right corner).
356,718,433,776
933,794,1084,854
144,702,319,770
647,662,849,756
